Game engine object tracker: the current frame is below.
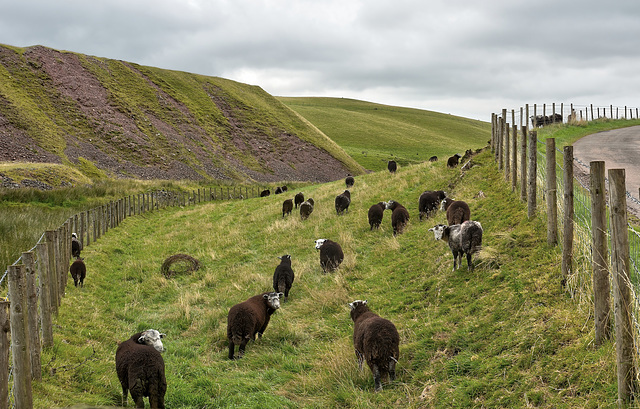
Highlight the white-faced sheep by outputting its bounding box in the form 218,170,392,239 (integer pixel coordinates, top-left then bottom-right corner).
386,200,410,236
275,186,283,194
294,192,305,208
387,160,397,173
349,300,399,392
418,190,446,221
441,198,471,225
227,292,283,359
300,198,314,220
69,257,86,288
429,221,483,272
335,190,351,215
367,201,387,230
273,255,294,301
282,198,293,218
315,239,344,273
447,154,462,168
71,232,83,258
115,329,167,409
346,175,355,188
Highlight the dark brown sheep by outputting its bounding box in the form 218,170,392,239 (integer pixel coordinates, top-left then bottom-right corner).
441,198,471,225
345,175,355,188
273,255,294,301
385,200,410,236
71,232,83,258
387,160,397,173
260,189,271,197
418,190,446,221
447,153,462,168
115,329,167,409
227,292,283,359
335,190,351,215
349,300,399,392
282,199,293,218
300,198,314,220
294,192,305,208
315,239,344,273
429,156,438,162
367,202,387,230
69,257,86,288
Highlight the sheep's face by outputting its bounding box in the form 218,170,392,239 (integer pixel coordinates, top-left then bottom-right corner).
315,239,326,250
72,233,77,239
264,292,284,309
138,329,166,353
348,300,367,310
428,224,448,241
385,201,396,210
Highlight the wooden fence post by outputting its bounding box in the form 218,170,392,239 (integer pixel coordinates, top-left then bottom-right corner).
504,123,510,181
21,252,42,381
512,124,518,192
561,146,574,286
590,161,610,346
546,138,558,246
36,242,53,347
8,265,34,409
520,125,527,202
45,231,59,316
0,301,9,409
527,131,537,218
608,169,636,405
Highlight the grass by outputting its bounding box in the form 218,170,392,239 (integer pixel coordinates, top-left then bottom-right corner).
27,150,619,408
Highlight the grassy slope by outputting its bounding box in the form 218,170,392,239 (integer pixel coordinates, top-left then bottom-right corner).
279,97,491,171
32,150,616,408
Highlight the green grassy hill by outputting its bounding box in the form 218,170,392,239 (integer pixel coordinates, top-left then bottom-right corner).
279,97,491,171
32,150,616,408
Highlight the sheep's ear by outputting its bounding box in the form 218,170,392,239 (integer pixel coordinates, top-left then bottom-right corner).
277,256,282,260
278,292,284,298
363,300,368,305
263,294,269,299
348,302,354,310
160,333,166,338
137,335,146,343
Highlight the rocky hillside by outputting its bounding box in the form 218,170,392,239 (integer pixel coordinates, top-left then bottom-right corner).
0,44,364,183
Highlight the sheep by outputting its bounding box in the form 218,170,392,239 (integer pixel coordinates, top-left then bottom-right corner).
115,329,167,409
429,155,438,162
367,201,387,230
387,160,397,173
300,198,315,220
227,292,283,359
69,257,86,288
260,189,271,197
281,185,288,193
349,300,399,392
282,198,293,218
418,190,446,221
294,192,305,208
335,190,351,215
441,198,471,225
272,255,294,301
447,153,462,168
345,175,355,188
71,232,83,258
275,186,283,195
315,239,344,273
429,221,483,272
385,200,409,236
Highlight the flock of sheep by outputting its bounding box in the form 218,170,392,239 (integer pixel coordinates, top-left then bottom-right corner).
70,151,483,407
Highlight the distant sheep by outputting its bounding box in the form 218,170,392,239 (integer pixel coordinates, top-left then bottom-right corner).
260,189,271,197
429,156,438,162
335,190,351,215
447,154,462,168
346,175,355,188
69,257,86,288
385,200,410,236
227,292,283,359
71,232,83,258
300,198,315,220
418,190,446,221
349,300,399,392
441,198,471,225
282,198,293,218
273,255,294,301
275,186,283,195
315,239,344,273
387,160,397,173
115,329,167,409
281,185,288,193
367,201,387,230
294,192,305,208
429,221,483,271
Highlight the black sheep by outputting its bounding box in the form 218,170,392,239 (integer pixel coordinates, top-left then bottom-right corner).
282,199,293,218
227,292,283,359
260,189,271,197
115,329,167,409
315,239,344,273
385,200,410,236
300,198,315,220
345,175,355,188
441,198,471,225
447,153,462,168
281,185,288,193
272,255,294,301
429,156,438,162
69,257,86,288
349,300,399,392
294,192,305,208
387,160,397,173
335,190,351,215
367,202,387,230
71,232,83,258
275,186,283,194
418,190,446,221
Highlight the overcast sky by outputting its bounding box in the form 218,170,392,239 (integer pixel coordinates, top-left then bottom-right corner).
1,0,639,121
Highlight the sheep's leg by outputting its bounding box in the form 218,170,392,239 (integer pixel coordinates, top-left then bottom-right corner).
228,341,236,359
238,337,249,358
451,250,458,271
121,384,128,407
467,253,474,272
373,364,383,392
129,378,145,408
389,358,397,381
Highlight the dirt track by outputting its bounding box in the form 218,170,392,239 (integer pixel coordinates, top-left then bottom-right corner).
573,125,640,217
